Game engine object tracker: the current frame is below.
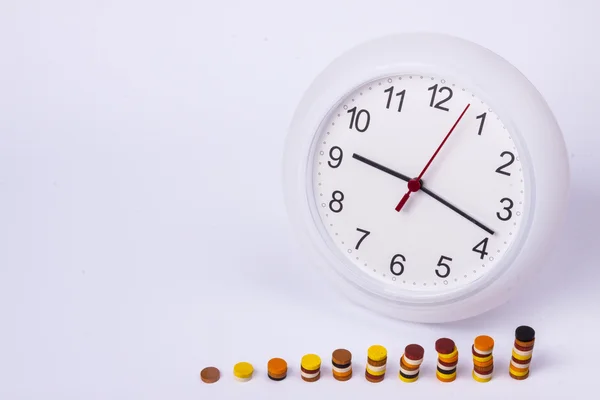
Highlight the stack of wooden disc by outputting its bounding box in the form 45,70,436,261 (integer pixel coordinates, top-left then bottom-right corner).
399,344,424,383
331,349,352,381
365,345,387,383
301,354,321,382
509,325,535,380
267,357,287,381
435,338,458,383
472,335,494,382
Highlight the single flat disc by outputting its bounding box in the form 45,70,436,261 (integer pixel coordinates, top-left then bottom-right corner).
367,345,387,362
332,349,352,366
200,367,220,384
268,358,287,376
404,344,424,361
301,354,321,371
435,338,455,355
233,362,254,379
515,326,535,342
474,335,495,352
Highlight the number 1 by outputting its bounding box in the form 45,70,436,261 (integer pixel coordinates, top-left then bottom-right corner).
476,112,487,135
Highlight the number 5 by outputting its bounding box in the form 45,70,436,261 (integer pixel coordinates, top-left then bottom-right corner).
436,255,452,278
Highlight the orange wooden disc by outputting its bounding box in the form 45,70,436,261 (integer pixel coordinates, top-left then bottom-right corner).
473,358,494,368
334,372,352,381
400,357,420,371
474,335,494,352
333,369,353,378
509,364,529,373
268,358,288,375
515,338,535,348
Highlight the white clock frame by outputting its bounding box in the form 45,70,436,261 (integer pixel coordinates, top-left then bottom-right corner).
282,33,569,323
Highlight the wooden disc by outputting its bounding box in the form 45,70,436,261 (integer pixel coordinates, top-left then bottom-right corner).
200,367,220,384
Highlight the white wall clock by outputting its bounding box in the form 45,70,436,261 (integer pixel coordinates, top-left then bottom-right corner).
282,33,569,323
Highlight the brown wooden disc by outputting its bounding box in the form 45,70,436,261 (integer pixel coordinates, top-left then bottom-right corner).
200,367,220,384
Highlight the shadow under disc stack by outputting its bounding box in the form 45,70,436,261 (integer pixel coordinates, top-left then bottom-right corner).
510,325,535,380
365,345,387,383
435,338,458,382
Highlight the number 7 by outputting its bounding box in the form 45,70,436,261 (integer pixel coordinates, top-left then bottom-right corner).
355,228,370,250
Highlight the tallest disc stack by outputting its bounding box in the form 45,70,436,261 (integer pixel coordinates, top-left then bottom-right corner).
510,325,535,380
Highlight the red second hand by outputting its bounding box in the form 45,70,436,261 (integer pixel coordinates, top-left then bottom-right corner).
395,103,471,212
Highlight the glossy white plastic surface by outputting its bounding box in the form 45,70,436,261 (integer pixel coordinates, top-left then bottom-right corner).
283,33,569,322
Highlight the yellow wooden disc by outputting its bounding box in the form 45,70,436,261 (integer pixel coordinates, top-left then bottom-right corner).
438,347,458,361
399,373,418,383
367,345,387,362
365,366,386,376
436,370,457,380
509,365,529,377
472,370,492,383
511,350,532,361
472,353,493,363
233,362,254,379
301,354,321,371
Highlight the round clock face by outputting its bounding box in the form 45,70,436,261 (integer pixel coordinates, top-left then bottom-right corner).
310,74,526,295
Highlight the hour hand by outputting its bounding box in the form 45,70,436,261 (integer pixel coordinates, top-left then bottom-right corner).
352,153,411,183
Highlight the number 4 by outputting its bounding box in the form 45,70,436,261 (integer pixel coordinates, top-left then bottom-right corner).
472,238,489,259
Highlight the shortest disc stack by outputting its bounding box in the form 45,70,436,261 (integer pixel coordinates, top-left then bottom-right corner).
472,335,494,383
435,338,458,383
267,358,288,381
331,349,352,381
509,325,535,380
301,354,321,382
200,367,220,384
399,344,424,383
233,362,254,382
365,345,387,383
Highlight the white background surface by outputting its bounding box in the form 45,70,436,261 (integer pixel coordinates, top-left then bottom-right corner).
0,1,598,399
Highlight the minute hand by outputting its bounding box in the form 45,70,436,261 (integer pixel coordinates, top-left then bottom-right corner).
352,153,495,235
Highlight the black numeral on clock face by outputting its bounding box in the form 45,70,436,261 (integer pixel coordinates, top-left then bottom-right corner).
427,84,453,111
347,107,370,132
496,151,515,176
384,86,406,112
329,190,344,213
435,256,452,278
327,146,343,168
476,112,486,135
355,228,370,250
472,238,489,259
497,198,514,221
390,254,406,276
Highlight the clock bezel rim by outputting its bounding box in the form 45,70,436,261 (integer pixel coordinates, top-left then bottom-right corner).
282,33,569,322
